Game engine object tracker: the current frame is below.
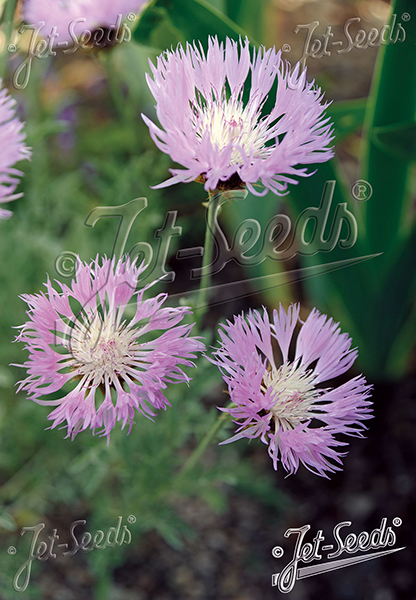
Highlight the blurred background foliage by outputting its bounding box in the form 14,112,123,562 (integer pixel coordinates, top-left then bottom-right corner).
0,0,414,598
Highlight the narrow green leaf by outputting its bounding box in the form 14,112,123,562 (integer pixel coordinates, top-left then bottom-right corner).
0,0,18,78
379,226,416,368
326,98,367,144
283,161,386,376
387,304,416,379
0,0,16,27
0,508,17,532
361,0,416,254
373,121,416,161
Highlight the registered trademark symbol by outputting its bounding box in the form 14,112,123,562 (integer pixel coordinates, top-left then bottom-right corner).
401,12,410,21
127,12,136,21
7,546,16,555
393,517,402,527
127,515,136,524
7,44,16,53
351,179,373,201
282,44,291,53
272,546,284,558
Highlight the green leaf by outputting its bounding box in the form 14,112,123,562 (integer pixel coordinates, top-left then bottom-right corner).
281,160,387,376
0,0,18,78
133,0,255,50
326,98,367,144
199,484,228,512
380,226,416,372
387,304,416,379
0,0,14,23
361,0,416,255
0,366,13,389
132,3,184,49
373,121,416,161
0,508,17,532
225,0,268,41
356,0,416,377
68,446,103,475
154,519,186,549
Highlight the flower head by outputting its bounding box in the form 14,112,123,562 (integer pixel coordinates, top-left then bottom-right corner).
0,82,30,220
15,256,204,441
142,36,334,196
23,0,147,45
211,304,372,477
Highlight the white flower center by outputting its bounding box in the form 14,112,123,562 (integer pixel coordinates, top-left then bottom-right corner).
195,100,271,164
261,362,319,430
69,312,135,385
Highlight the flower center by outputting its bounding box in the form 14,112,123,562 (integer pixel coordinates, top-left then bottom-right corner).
261,362,319,431
70,312,133,384
194,100,270,164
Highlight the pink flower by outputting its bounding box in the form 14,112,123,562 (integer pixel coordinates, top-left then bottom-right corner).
0,82,30,220
211,304,372,477
14,256,204,441
23,0,147,45
142,36,334,196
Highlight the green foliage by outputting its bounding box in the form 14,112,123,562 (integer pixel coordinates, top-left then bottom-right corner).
0,27,284,599
0,0,414,597
326,98,367,144
133,0,256,50
373,121,416,161
0,359,281,597
262,0,416,381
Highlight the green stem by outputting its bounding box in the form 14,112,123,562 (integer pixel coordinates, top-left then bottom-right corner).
102,51,127,122
20,55,52,230
100,49,141,154
179,402,234,476
196,190,221,317
0,0,18,80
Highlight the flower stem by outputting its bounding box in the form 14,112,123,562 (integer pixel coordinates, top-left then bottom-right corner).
0,0,18,80
196,190,221,319
102,51,126,122
179,402,234,476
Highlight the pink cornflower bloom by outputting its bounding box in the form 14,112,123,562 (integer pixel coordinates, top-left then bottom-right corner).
0,82,30,220
142,36,334,196
23,0,147,45
211,304,372,477
14,256,204,441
